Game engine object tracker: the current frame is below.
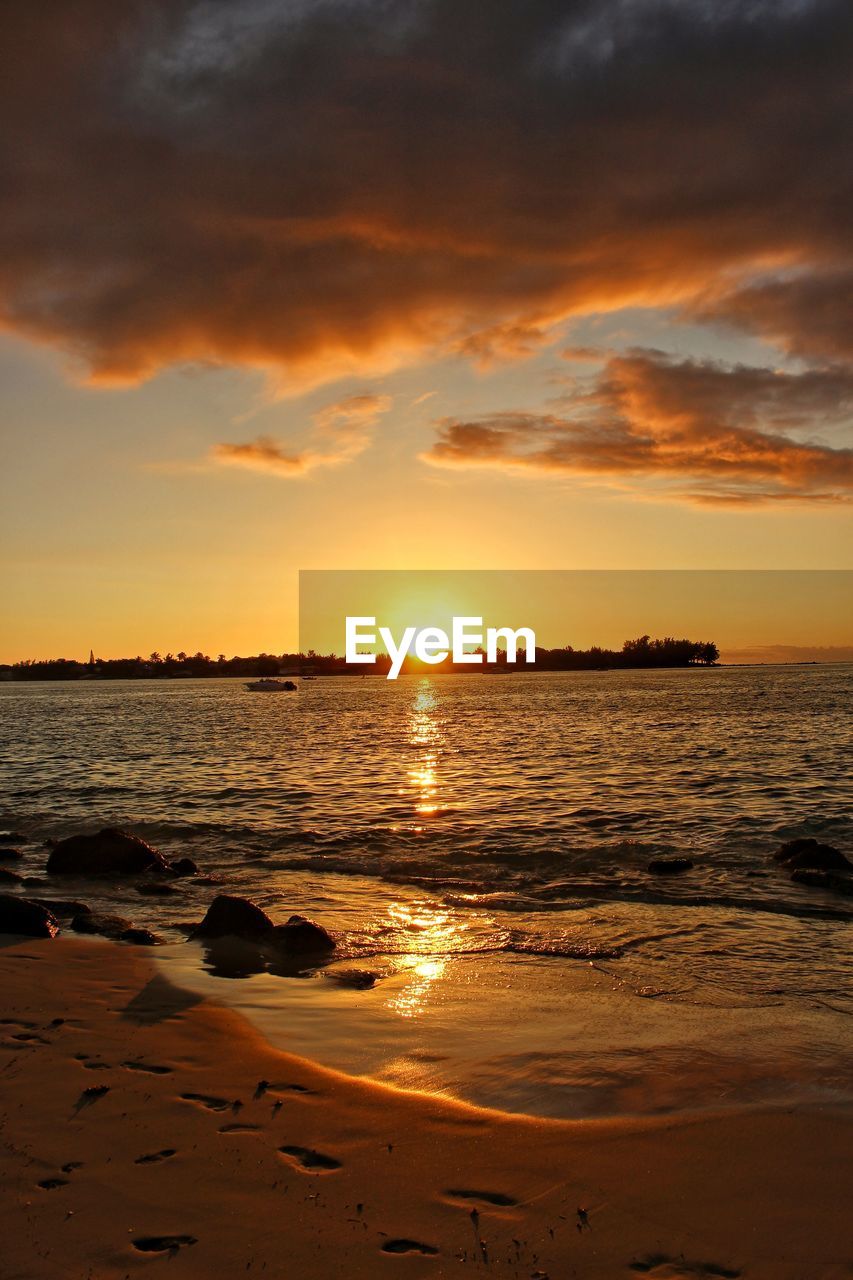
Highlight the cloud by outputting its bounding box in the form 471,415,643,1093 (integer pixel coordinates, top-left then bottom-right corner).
421,351,853,503
689,270,853,366
213,392,390,476
0,1,851,386
451,320,553,366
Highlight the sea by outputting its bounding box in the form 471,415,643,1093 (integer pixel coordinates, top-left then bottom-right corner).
2,666,851,1119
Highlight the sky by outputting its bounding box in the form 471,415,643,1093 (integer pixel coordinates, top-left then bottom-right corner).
1,0,852,661
299,571,853,662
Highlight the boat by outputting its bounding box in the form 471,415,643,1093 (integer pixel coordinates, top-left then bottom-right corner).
244,678,297,692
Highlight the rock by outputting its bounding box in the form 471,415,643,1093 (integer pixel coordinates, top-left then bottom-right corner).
70,913,161,944
192,895,275,941
270,914,336,954
773,838,851,871
46,828,169,876
0,847,23,862
119,927,162,946
647,857,694,875
71,912,135,939
30,898,91,917
0,894,59,938
0,867,23,884
169,857,199,877
790,868,853,897
0,831,25,844
325,968,378,989
136,881,181,896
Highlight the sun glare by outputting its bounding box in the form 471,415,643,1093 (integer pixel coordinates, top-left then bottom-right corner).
407,681,441,815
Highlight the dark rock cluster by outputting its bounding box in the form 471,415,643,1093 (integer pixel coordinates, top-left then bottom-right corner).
193,894,335,955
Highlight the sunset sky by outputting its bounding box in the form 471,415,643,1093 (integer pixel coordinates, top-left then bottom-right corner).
1,0,851,660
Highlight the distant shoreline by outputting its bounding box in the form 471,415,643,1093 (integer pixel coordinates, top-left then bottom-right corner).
2,659,851,683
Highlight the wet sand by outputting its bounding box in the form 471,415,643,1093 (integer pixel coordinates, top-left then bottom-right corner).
1,936,850,1279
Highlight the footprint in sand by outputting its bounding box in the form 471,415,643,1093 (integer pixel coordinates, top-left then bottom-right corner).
219,1123,262,1134
122,1059,173,1075
180,1092,232,1112
37,1177,69,1190
72,1084,110,1114
444,1188,518,1209
132,1235,197,1256
278,1144,342,1172
630,1257,741,1278
381,1240,439,1256
135,1149,177,1164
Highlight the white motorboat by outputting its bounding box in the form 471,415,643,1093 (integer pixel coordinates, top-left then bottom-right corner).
244,678,297,692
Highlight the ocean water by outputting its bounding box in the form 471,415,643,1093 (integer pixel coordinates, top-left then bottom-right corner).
2,667,851,1118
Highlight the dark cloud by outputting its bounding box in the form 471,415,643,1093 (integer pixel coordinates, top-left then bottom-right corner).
0,0,851,383
421,351,853,503
690,270,853,365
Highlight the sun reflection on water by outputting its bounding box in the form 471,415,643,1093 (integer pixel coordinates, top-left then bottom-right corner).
407,680,441,815
387,957,448,1019
383,899,465,1019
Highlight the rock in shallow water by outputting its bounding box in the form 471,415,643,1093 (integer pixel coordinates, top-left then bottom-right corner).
790,868,853,897
192,896,336,954
647,857,694,875
169,856,199,877
30,897,91,917
47,828,169,876
271,915,336,955
70,912,161,945
193,894,275,940
324,968,378,989
0,847,23,862
120,927,162,946
773,837,851,871
136,881,181,897
0,894,59,938
0,867,23,884
71,911,134,937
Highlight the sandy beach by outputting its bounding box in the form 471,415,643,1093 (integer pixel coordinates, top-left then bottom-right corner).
1,936,850,1280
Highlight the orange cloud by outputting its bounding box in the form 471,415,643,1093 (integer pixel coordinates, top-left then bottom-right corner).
421,352,853,504
213,393,391,477
450,320,553,367
0,1,850,387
